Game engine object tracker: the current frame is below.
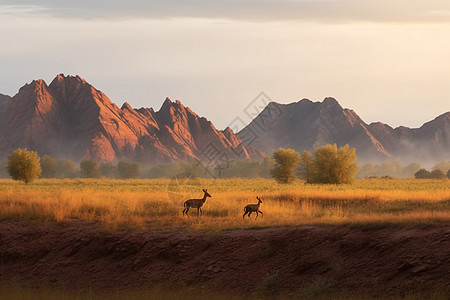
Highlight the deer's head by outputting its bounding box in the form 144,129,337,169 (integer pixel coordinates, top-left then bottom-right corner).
256,196,262,203
203,189,212,198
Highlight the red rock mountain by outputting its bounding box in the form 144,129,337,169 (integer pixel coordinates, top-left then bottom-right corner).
237,98,450,163
0,74,264,164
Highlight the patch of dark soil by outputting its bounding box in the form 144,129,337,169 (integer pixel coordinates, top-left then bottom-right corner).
0,222,449,297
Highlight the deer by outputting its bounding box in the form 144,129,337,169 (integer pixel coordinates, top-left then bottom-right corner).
243,196,263,219
182,189,211,217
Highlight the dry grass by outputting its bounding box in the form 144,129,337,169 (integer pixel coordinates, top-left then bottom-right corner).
0,178,449,231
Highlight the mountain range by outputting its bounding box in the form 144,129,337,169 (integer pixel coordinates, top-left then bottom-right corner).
0,74,448,164
237,98,450,163
0,74,263,164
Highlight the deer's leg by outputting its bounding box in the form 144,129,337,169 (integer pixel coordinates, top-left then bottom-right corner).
185,206,190,217
243,210,248,219
199,207,203,216
248,211,252,218
255,211,259,219
258,210,263,218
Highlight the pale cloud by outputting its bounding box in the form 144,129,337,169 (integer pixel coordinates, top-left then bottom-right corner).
1,0,450,23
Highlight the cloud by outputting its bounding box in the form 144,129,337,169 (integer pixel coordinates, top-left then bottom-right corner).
1,0,450,23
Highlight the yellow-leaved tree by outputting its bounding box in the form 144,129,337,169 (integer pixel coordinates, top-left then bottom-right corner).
7,148,42,184
298,144,358,184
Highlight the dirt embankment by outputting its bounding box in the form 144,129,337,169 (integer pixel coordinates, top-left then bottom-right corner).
0,222,449,297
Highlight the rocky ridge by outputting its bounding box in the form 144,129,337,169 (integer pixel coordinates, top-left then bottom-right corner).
237,97,450,162
0,74,264,164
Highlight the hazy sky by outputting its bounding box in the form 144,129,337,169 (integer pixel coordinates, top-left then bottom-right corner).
1,0,449,130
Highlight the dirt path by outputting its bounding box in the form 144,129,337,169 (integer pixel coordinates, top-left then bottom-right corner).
0,221,449,297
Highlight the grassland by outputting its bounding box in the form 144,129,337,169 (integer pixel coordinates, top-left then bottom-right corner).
0,178,449,231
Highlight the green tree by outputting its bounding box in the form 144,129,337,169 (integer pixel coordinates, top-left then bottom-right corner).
80,159,99,178
299,144,358,184
117,161,141,179
57,160,79,178
297,150,316,182
7,148,42,184
430,169,446,179
447,169,450,179
271,148,301,184
40,155,58,178
414,168,431,179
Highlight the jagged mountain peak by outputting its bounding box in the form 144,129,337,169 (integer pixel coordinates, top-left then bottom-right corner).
50,73,87,86
0,74,263,164
238,97,450,163
121,102,133,111
322,97,340,106
18,78,48,94
223,127,234,136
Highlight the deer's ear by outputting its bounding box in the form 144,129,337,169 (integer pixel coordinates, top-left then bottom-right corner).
203,189,206,192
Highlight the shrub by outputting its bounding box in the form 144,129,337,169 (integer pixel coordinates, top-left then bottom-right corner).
299,144,358,184
430,169,446,179
80,160,99,178
415,169,431,179
7,148,42,184
40,155,58,178
57,160,79,178
271,148,301,184
117,161,141,179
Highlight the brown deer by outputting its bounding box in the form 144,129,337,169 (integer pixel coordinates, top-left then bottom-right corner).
182,189,211,217
243,196,263,219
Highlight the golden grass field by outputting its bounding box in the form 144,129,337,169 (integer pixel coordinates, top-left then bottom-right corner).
0,178,449,231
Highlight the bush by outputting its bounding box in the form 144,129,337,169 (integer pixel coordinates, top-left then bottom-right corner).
271,148,301,184
117,161,141,179
430,169,446,179
57,160,79,178
447,169,450,179
415,168,431,179
80,160,99,178
7,148,42,184
40,155,58,178
298,144,358,184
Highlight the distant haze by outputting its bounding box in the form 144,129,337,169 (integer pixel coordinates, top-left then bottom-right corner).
1,1,449,129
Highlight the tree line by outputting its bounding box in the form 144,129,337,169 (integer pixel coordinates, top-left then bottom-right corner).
358,161,450,179
3,148,142,183
2,147,449,184
271,144,359,184
270,146,450,183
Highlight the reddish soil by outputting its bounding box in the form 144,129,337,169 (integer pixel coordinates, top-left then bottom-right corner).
0,221,449,297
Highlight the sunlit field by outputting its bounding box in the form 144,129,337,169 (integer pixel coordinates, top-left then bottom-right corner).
0,178,449,231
